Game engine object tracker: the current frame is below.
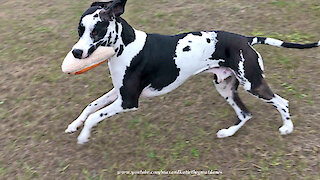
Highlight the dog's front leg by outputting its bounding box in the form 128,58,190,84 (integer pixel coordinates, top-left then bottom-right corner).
77,99,137,144
65,88,118,133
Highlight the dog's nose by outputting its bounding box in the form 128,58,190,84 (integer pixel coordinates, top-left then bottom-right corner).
72,49,83,59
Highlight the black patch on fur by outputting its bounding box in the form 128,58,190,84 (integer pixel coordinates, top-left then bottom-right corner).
104,113,108,116
286,117,290,120
117,45,124,57
101,41,107,46
100,113,103,117
81,6,101,18
232,81,251,115
281,42,318,49
191,32,202,36
78,24,85,37
91,2,112,8
88,46,97,57
118,18,136,46
213,74,219,84
114,35,119,44
247,37,266,45
282,109,287,113
235,119,242,125
207,38,211,43
257,37,266,44
107,32,112,44
188,40,192,43
119,33,187,109
115,47,119,52
212,31,265,89
92,21,109,43
115,22,119,33
95,104,97,106
241,112,247,119
183,46,191,52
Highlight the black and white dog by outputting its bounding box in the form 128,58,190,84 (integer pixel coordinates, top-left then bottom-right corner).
65,0,320,144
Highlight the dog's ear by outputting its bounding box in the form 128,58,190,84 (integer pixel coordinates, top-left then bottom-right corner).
110,0,127,17
99,0,127,21
100,0,127,17
91,1,113,8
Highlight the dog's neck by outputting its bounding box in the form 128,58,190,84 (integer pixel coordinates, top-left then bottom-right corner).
106,17,137,51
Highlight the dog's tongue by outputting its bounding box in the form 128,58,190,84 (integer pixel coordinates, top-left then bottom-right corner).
62,46,116,75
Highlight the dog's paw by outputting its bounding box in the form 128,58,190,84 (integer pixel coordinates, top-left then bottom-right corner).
217,128,235,138
77,132,90,145
65,124,78,133
279,122,294,135
65,120,85,133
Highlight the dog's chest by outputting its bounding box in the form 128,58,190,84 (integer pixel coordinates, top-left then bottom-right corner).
108,30,147,90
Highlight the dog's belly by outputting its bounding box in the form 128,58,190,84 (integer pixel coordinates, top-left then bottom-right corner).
141,67,233,98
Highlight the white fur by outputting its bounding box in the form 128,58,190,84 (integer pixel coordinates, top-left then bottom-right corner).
265,38,284,47
269,94,293,135
109,29,147,91
205,67,233,83
214,75,252,138
279,120,294,135
77,100,124,144
318,40,320,46
238,50,251,91
251,37,258,45
65,88,118,133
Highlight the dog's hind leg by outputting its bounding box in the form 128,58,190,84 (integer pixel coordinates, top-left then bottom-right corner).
248,79,293,135
214,75,252,138
233,49,293,135
65,88,118,133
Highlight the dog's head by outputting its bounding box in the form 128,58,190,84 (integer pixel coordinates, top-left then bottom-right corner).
72,0,127,59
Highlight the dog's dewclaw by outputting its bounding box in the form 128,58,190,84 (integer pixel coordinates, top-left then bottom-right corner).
62,46,115,75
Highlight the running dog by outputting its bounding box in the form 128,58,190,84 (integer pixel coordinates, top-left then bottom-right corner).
65,0,320,144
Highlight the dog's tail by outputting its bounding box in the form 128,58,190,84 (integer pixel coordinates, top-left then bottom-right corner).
248,37,320,49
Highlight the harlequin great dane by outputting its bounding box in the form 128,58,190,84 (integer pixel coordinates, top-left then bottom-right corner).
65,0,320,144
